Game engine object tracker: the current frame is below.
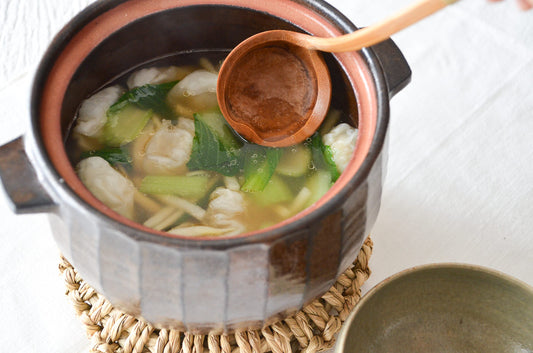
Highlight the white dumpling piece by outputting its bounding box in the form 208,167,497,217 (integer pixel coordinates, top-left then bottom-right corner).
322,123,358,173
167,69,218,114
74,85,124,138
173,69,218,96
204,187,246,235
126,66,186,89
139,118,195,175
77,156,136,219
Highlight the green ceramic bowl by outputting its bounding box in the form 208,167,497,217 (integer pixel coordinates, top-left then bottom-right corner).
336,264,533,353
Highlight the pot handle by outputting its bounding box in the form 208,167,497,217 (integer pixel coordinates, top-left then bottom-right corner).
370,38,412,98
0,136,56,214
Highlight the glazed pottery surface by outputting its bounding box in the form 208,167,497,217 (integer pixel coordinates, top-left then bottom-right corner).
0,0,410,332
336,264,533,353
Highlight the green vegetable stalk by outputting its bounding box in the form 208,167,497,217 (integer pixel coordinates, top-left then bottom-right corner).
139,175,210,199
307,132,340,182
241,146,281,192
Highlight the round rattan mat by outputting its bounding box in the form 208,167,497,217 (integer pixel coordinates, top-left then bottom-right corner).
59,237,372,353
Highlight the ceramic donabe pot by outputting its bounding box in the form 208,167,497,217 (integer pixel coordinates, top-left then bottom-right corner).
0,0,410,333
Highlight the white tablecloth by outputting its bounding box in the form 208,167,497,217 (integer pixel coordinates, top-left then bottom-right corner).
1,0,532,352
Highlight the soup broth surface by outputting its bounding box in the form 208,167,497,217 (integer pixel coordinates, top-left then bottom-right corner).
66,52,358,237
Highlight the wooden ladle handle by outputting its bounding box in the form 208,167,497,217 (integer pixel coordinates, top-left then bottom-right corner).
301,0,459,52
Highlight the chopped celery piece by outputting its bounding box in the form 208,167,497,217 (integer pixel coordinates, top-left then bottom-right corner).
250,175,292,206
307,132,340,182
303,170,333,208
241,146,281,192
103,104,152,147
276,144,312,177
195,175,223,209
187,112,244,176
139,175,210,199
108,81,178,118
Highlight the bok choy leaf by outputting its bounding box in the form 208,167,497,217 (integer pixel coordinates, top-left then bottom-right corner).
241,145,281,192
81,147,131,166
307,132,340,182
139,175,210,199
108,81,178,118
186,112,244,176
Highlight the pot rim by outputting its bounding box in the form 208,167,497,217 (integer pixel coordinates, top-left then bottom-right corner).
29,0,390,249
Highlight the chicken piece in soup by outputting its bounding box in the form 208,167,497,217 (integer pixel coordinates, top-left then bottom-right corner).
67,59,358,237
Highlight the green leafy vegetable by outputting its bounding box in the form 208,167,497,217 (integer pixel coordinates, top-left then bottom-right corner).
241,146,281,192
108,81,178,118
186,112,244,176
250,175,293,206
81,147,131,166
276,144,312,177
103,104,153,147
139,175,210,199
303,170,333,208
195,111,242,151
307,133,340,182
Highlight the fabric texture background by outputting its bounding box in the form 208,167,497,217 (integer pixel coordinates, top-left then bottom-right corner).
0,0,531,352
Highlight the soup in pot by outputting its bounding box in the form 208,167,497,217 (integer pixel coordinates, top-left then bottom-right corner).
66,57,358,237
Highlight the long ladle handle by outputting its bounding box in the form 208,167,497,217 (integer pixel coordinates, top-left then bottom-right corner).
303,0,459,52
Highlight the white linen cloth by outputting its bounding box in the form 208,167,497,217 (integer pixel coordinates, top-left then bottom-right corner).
0,0,531,352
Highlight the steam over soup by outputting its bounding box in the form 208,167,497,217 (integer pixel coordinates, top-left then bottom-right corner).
67,59,358,237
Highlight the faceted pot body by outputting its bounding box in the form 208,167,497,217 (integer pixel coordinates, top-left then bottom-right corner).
0,0,410,333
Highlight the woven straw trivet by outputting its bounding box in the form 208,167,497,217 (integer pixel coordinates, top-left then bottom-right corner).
59,237,372,353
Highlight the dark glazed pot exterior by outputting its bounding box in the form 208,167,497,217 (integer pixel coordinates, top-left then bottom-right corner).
0,0,410,332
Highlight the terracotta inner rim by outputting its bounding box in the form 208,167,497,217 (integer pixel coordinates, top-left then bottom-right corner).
40,0,378,240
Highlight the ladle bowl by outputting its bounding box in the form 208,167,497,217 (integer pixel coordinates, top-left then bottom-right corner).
217,0,458,147
217,31,332,147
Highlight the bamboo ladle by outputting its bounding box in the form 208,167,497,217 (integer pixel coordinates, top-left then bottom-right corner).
217,0,458,147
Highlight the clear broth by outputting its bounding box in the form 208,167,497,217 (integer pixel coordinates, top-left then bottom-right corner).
65,50,357,237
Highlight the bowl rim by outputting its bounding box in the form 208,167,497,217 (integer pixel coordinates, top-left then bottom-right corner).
335,262,533,353
29,0,391,248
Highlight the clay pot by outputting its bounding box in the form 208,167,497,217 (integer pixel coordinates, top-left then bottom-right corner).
0,0,410,333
